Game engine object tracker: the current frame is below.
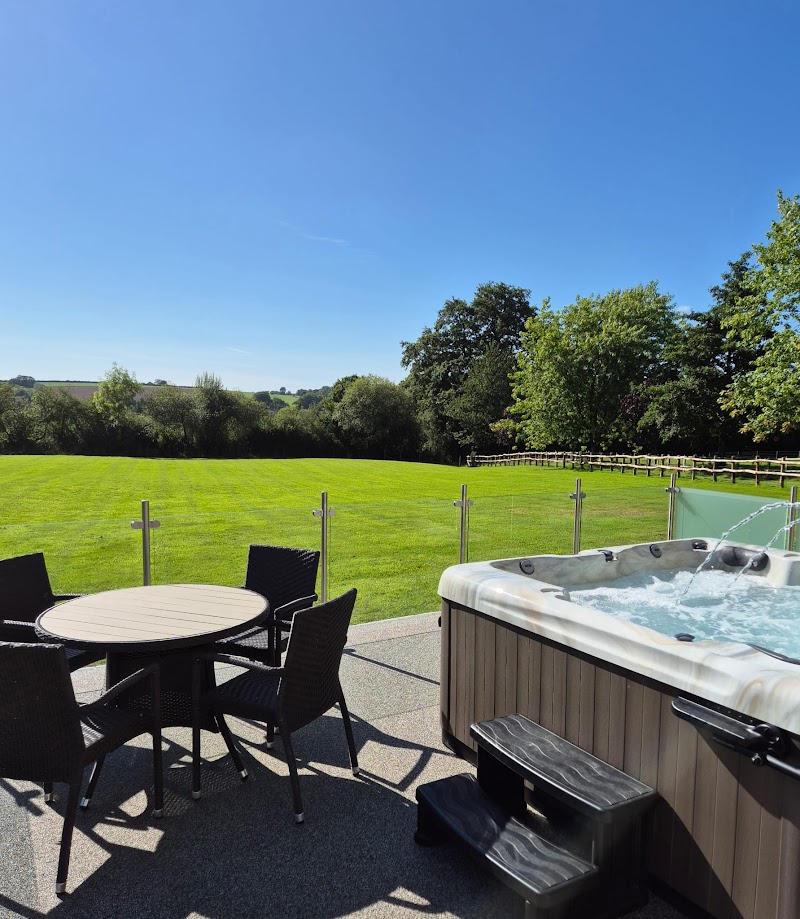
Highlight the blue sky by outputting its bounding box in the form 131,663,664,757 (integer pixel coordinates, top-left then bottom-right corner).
1,0,798,392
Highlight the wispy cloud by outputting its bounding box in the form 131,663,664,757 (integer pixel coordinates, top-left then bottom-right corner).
225,346,251,355
278,220,349,247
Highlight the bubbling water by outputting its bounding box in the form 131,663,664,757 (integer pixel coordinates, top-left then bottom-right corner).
569,568,800,661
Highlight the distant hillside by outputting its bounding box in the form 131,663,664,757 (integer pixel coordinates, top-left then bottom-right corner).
9,381,300,403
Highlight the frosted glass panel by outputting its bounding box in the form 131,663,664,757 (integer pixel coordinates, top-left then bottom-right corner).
674,489,792,548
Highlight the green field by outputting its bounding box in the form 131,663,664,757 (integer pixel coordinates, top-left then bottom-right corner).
0,456,791,623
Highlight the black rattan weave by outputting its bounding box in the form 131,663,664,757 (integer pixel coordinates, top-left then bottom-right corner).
0,641,163,893
0,553,103,671
193,588,359,822
215,544,320,665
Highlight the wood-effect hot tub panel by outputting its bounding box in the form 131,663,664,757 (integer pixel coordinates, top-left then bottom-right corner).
441,602,800,919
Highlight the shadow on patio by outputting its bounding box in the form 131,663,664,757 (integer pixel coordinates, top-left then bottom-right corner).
0,614,684,919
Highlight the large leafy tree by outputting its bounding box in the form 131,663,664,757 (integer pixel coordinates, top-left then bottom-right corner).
511,283,679,451
720,191,800,441
332,375,419,458
637,254,765,452
401,282,534,457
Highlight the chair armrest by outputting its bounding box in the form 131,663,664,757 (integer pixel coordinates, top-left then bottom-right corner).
273,594,317,622
0,620,39,642
193,650,283,677
81,663,160,714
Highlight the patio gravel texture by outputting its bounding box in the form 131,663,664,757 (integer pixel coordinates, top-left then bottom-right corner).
0,613,689,919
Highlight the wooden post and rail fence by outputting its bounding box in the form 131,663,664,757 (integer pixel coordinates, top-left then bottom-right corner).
468,451,800,487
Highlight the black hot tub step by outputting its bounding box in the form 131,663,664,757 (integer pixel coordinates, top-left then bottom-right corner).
471,714,658,822
415,773,598,910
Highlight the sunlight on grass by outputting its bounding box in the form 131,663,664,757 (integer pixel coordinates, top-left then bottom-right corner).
0,456,792,623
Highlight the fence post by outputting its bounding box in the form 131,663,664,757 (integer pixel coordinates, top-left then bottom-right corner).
130,499,161,586
454,484,473,564
569,478,586,554
312,491,335,602
665,473,680,540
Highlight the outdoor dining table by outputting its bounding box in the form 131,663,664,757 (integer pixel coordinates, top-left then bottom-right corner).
36,584,269,728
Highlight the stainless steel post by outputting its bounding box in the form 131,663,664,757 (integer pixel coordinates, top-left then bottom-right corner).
665,473,679,540
787,486,798,551
453,484,473,564
569,479,586,554
130,499,160,586
312,492,335,602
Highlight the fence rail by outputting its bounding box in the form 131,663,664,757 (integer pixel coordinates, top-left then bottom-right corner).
469,451,800,486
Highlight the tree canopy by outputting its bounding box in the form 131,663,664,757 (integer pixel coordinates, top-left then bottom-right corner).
401,282,534,457
511,283,679,451
720,191,800,441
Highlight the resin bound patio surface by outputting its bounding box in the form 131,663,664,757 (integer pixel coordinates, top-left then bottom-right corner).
0,613,687,919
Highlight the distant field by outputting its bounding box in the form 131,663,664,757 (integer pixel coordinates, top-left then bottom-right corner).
0,456,791,623
36,382,297,403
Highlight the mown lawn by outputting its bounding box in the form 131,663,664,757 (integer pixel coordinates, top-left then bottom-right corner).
0,455,792,623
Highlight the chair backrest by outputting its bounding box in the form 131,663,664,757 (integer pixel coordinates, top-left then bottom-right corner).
244,545,320,612
0,642,84,782
278,588,357,732
0,553,55,623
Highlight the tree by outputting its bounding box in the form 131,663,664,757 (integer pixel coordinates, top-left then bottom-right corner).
193,372,240,456
331,376,419,457
270,403,331,457
401,282,534,457
0,383,27,450
144,385,199,454
92,364,142,428
445,345,517,452
637,254,765,452
720,191,800,441
253,391,278,410
28,386,96,453
511,283,679,451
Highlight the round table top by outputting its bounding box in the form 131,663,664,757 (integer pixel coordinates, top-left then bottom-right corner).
37,584,268,652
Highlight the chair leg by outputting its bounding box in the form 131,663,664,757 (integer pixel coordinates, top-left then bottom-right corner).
216,714,248,780
265,722,275,749
279,722,304,824
192,658,203,800
55,773,83,895
44,781,54,804
338,689,359,776
152,731,164,817
150,664,164,816
80,756,105,809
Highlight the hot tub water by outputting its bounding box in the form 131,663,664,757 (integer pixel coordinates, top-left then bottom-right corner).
569,567,800,660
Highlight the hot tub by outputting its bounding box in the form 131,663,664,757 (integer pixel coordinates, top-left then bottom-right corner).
438,538,800,919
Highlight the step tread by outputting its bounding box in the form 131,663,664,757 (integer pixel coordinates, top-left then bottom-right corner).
471,714,658,819
416,773,597,906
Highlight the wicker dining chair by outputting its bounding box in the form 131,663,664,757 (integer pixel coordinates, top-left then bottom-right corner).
214,544,320,666
192,588,359,824
0,552,104,671
0,641,163,894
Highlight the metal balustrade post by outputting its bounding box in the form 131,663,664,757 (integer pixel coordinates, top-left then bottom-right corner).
130,499,160,586
569,479,586,554
787,486,799,552
312,491,335,602
454,484,473,564
665,473,680,540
